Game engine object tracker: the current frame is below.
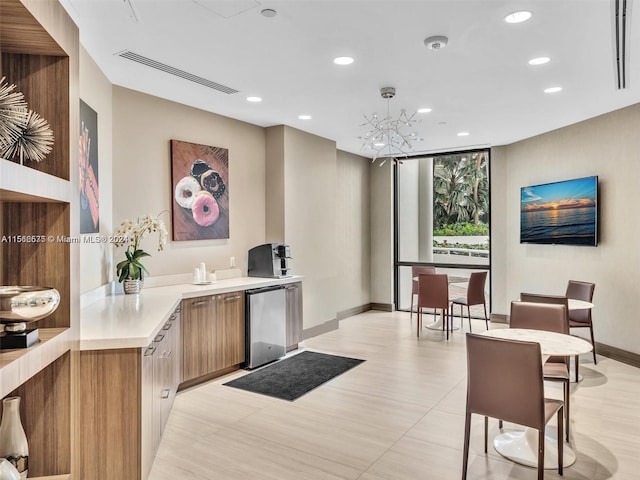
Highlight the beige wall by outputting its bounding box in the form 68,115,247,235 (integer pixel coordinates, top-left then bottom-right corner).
78,46,113,293
369,161,394,306
278,126,338,330
112,86,266,277
493,103,640,353
336,150,371,312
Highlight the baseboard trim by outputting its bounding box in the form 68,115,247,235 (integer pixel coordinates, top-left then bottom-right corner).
596,342,640,369
370,303,393,312
302,318,339,340
490,313,508,324
337,304,372,320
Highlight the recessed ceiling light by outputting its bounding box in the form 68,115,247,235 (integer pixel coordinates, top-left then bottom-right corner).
544,86,563,93
417,107,432,113
373,142,386,147
333,56,354,65
504,11,532,24
529,56,550,65
261,8,277,18
246,96,262,102
457,132,470,137
298,114,312,120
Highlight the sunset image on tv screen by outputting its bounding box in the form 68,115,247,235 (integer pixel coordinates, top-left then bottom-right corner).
520,176,597,246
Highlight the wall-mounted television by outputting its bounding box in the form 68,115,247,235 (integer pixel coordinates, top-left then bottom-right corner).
520,176,598,246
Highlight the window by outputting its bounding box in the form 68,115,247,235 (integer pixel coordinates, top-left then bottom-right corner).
394,149,490,314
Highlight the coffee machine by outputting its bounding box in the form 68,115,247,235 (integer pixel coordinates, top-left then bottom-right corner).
247,243,292,278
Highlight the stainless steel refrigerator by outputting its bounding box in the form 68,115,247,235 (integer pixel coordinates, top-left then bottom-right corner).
245,285,286,368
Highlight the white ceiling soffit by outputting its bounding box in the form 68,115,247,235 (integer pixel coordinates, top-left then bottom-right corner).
116,50,239,94
191,0,262,19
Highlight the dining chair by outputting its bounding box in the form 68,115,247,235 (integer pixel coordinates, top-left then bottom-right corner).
410,265,436,318
566,280,596,381
511,300,571,442
417,273,450,339
463,333,564,480
450,271,488,332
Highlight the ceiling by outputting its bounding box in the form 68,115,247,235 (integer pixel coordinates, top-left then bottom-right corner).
60,0,640,159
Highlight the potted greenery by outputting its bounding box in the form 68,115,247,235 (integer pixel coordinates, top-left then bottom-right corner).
114,213,168,294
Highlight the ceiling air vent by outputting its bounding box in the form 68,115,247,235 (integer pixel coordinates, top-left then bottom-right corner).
117,50,239,94
613,0,630,89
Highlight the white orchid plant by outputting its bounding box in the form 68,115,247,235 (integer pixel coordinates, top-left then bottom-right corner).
114,213,168,282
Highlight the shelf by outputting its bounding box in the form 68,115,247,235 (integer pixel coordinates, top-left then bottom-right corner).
0,327,72,398
0,158,70,203
30,475,70,480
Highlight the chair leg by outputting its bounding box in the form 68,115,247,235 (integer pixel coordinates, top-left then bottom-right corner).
417,309,421,338
483,416,488,453
575,355,580,383
564,379,570,442
483,303,489,330
467,306,472,333
410,294,414,319
462,412,472,480
445,309,449,340
558,407,564,476
538,429,545,480
498,419,503,429
590,325,597,364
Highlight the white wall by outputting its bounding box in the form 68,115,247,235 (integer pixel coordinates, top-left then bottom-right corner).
494,103,640,354
112,86,266,278
336,150,371,313
78,46,113,293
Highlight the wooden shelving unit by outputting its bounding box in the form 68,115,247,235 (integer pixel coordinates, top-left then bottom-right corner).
0,0,79,477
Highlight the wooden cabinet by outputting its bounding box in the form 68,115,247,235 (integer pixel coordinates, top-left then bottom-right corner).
285,282,303,351
0,0,79,477
181,291,245,385
81,308,182,480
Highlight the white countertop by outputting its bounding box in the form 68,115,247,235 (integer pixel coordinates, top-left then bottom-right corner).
80,276,302,351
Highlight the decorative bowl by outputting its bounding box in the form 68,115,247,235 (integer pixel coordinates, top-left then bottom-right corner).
0,286,60,326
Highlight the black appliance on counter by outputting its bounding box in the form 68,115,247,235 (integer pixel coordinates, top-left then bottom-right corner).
247,243,292,278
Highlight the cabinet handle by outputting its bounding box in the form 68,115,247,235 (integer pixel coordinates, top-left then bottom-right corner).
144,346,156,357
154,333,165,342
285,286,297,290
169,314,177,320
224,295,242,301
163,350,173,359
163,323,172,330
190,299,211,307
161,389,171,399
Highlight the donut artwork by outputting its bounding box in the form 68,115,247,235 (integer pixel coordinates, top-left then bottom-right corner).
170,140,229,240
191,191,220,227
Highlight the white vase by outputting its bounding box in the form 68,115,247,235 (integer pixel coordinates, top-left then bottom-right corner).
0,397,28,479
0,459,20,480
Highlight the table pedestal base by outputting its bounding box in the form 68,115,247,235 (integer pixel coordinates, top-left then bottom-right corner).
494,426,575,469
422,313,460,332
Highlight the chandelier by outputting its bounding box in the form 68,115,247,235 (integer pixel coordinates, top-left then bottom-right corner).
360,87,422,165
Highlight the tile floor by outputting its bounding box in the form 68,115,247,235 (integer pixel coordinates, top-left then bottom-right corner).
149,310,640,480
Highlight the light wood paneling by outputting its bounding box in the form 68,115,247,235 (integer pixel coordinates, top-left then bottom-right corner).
6,352,71,477
0,0,65,55
181,296,216,382
215,291,244,369
1,53,70,179
285,282,302,351
0,202,70,329
80,348,141,480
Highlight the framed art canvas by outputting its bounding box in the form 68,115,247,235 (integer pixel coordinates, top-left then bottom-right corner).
79,99,100,233
170,139,229,240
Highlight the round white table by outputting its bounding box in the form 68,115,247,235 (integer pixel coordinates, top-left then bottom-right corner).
568,298,593,310
476,328,593,469
413,275,469,331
